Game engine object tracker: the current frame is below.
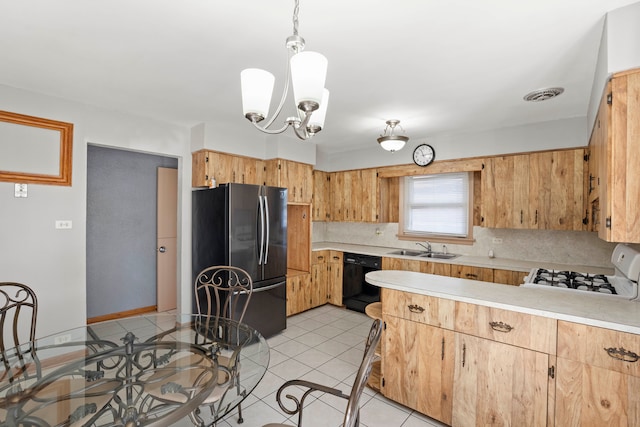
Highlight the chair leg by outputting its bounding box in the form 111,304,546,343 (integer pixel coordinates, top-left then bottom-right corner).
237,402,243,423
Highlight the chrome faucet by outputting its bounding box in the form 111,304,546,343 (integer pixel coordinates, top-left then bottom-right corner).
416,241,432,253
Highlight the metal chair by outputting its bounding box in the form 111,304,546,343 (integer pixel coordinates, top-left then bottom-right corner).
263,319,383,427
146,266,253,426
0,282,39,389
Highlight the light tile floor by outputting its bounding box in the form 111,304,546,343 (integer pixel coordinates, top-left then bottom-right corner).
167,304,447,427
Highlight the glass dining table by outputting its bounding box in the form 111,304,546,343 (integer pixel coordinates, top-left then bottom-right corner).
0,314,270,426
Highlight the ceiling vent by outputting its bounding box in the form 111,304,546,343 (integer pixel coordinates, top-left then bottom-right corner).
523,87,565,102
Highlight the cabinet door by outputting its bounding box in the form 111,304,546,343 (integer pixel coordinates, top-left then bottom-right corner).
493,269,527,286
327,262,343,306
382,257,422,272
311,264,328,308
451,265,493,282
482,156,514,228
330,171,345,221
327,251,343,306
453,333,550,427
286,274,310,316
604,72,640,243
383,315,454,425
556,358,640,427
192,150,211,187
421,261,451,276
312,170,330,221
360,169,379,222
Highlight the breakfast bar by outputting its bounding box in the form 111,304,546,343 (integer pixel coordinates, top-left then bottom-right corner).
365,269,640,427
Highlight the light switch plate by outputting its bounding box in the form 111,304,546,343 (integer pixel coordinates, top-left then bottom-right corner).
14,183,28,198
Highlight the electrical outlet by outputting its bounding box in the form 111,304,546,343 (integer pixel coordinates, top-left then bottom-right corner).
54,334,72,345
55,220,73,229
492,237,503,244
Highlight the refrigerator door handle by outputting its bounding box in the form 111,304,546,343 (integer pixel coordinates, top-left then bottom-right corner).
264,194,270,264
258,194,265,265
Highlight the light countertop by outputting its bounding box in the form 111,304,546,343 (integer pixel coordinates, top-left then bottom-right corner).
365,270,640,334
312,241,614,275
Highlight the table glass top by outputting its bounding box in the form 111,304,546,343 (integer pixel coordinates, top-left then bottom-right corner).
0,314,269,426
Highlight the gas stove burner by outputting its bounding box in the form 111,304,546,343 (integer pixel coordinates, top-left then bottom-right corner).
521,244,640,301
531,269,616,293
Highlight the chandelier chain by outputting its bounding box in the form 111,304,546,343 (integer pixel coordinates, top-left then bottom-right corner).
292,0,300,36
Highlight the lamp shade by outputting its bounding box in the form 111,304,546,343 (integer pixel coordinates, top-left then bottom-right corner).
241,68,275,120
307,89,330,131
290,51,328,110
378,135,408,152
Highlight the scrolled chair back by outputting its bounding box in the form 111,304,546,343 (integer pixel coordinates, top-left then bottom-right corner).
0,282,38,355
193,266,253,345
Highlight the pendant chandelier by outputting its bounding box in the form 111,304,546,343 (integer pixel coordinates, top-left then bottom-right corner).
240,0,329,141
377,120,409,152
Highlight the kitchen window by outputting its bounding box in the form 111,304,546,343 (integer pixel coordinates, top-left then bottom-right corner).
398,172,474,243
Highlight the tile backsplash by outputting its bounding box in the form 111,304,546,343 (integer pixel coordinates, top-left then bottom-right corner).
313,222,618,268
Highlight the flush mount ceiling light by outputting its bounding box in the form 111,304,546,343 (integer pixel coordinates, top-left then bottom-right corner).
240,0,329,141
377,120,409,152
523,87,565,102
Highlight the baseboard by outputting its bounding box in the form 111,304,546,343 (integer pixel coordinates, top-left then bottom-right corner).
87,305,157,324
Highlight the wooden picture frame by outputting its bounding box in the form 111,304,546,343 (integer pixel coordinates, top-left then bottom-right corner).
0,110,73,186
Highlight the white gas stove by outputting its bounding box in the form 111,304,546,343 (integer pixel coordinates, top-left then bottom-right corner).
521,244,640,301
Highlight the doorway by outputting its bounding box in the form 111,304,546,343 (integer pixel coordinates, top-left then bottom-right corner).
86,145,178,321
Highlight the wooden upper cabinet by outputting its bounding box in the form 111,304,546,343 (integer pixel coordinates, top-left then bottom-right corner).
266,159,313,203
482,148,586,231
312,170,331,221
328,168,380,223
191,150,265,187
595,69,640,242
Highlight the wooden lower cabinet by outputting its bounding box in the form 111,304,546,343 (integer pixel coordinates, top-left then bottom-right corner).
452,333,551,427
311,250,344,307
286,272,311,316
383,315,454,425
327,252,343,306
555,321,640,426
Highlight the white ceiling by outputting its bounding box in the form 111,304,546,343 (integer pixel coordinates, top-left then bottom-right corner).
0,0,637,155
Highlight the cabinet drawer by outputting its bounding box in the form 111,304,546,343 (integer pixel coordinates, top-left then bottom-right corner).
328,250,342,263
312,250,329,264
455,302,556,354
381,288,454,329
558,321,640,377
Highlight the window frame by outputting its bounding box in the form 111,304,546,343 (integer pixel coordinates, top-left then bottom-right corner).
397,171,475,245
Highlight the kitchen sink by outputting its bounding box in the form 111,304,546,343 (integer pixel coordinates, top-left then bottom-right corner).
418,252,459,259
387,249,425,256
387,250,459,259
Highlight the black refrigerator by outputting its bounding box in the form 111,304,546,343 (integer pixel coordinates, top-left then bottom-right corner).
192,183,287,338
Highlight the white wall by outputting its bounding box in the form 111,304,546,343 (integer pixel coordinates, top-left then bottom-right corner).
316,117,587,172
0,84,193,338
588,2,640,134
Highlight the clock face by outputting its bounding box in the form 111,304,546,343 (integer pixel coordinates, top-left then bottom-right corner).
413,144,435,167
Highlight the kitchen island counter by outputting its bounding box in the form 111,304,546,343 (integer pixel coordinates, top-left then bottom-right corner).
366,269,640,334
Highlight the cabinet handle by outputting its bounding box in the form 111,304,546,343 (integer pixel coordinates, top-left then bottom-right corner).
489,321,514,333
465,273,478,279
317,256,324,260
441,338,445,361
535,209,538,224
604,347,639,363
407,304,425,313
462,343,466,367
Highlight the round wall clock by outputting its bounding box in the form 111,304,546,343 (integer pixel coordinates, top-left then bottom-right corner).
413,144,435,167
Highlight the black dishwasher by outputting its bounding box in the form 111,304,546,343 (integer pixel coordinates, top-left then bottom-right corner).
342,252,381,313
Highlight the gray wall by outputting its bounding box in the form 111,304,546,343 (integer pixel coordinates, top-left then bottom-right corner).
86,145,177,318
